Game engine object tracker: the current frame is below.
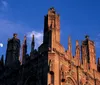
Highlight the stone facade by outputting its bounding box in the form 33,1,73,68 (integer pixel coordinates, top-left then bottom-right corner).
0,7,100,85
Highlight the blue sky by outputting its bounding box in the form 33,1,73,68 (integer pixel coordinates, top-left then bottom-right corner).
0,0,100,62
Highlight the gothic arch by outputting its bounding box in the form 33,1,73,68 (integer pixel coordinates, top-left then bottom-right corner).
24,75,37,85
65,76,77,85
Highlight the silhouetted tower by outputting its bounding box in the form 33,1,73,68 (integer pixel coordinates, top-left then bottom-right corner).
5,33,20,66
31,35,35,52
22,36,27,64
81,35,97,70
30,35,38,59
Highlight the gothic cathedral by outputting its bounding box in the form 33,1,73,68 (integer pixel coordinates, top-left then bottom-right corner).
0,7,100,85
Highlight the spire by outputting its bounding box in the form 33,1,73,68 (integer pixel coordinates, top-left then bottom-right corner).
68,36,72,52
24,36,27,45
31,35,35,52
76,40,80,51
75,40,80,56
75,40,80,65
76,40,79,46
23,36,27,53
22,36,27,64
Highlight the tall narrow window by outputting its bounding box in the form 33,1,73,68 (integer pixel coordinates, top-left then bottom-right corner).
51,73,54,84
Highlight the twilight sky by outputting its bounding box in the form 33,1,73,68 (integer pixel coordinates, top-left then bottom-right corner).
0,0,100,62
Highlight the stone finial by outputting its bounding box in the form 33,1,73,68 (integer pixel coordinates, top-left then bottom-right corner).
49,7,55,11
85,35,89,39
48,7,56,14
76,40,79,46
13,33,17,38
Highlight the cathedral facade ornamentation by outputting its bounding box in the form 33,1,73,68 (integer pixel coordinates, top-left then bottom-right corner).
0,7,100,85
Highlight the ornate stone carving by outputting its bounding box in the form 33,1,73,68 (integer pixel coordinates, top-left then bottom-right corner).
65,77,75,85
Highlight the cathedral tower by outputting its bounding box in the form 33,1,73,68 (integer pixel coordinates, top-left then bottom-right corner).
5,33,20,66
43,7,60,43
39,7,64,53
39,7,64,85
81,35,97,70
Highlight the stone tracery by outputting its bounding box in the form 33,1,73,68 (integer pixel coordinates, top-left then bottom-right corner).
65,77,75,85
